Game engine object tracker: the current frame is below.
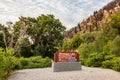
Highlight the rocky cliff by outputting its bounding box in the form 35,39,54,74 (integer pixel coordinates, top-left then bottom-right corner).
65,0,120,38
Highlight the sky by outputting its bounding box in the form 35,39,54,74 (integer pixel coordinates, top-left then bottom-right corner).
0,0,113,30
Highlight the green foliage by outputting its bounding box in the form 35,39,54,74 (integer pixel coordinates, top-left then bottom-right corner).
18,38,33,57
17,56,52,69
61,34,82,51
0,33,5,48
110,13,120,33
112,57,120,71
104,54,116,60
110,36,120,56
102,57,120,71
0,48,14,80
102,60,113,69
61,40,70,51
103,36,120,56
13,14,66,58
61,13,120,72
70,34,82,50
0,47,52,80
92,31,109,52
0,48,6,80
81,32,95,43
84,52,105,67
78,43,94,58
27,14,66,58
103,28,118,40
61,12,120,72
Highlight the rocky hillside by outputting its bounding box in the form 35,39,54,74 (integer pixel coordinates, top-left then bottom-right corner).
65,0,120,38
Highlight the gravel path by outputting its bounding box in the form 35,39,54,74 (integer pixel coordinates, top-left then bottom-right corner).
8,66,120,80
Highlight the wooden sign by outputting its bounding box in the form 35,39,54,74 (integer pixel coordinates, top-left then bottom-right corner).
54,52,79,62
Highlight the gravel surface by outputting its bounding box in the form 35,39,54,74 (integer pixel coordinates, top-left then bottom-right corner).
8,66,120,80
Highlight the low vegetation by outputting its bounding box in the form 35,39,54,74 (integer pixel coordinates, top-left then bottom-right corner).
0,48,52,80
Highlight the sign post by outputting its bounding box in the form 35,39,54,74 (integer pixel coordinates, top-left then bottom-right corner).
53,52,81,72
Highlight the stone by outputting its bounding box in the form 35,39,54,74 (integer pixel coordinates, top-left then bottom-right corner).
52,62,82,72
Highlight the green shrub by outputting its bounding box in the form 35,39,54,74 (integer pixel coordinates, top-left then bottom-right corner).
102,55,116,69
84,52,105,67
16,56,52,69
104,55,116,60
0,51,6,80
12,57,22,69
70,34,83,50
79,57,85,65
0,48,15,80
78,43,94,59
19,57,29,68
102,57,120,71
81,32,95,43
85,58,102,67
84,58,94,67
112,57,120,71
102,60,113,69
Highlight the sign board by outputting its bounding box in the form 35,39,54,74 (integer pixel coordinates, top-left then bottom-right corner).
54,52,79,62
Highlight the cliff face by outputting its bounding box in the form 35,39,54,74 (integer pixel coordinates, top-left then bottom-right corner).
65,0,120,38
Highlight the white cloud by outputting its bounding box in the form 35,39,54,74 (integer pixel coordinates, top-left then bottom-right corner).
0,0,113,30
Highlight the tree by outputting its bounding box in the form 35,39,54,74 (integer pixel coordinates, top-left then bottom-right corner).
110,36,120,56
18,38,33,57
13,17,30,57
13,14,66,58
78,43,94,59
6,21,14,48
28,14,66,58
0,33,5,48
70,34,82,50
81,32,95,43
110,13,120,34
0,24,11,49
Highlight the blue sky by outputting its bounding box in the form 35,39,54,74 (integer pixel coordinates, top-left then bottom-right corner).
0,0,113,30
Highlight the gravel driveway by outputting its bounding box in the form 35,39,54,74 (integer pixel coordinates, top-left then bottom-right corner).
8,66,120,80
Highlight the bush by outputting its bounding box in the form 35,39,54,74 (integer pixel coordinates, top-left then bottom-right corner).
104,54,116,60
81,32,95,43
70,34,82,50
0,50,6,80
112,57,120,71
102,60,113,69
102,54,116,69
110,36,120,56
78,43,94,59
0,48,15,80
84,52,105,67
17,56,52,69
104,36,120,56
84,58,95,67
0,47,52,80
102,57,120,71
20,58,29,67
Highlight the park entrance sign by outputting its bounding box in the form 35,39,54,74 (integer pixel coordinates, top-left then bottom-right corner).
53,52,81,72
54,52,79,62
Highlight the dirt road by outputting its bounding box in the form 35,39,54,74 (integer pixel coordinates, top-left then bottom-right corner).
8,66,120,80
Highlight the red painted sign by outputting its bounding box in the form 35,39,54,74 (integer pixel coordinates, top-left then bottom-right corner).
54,52,79,62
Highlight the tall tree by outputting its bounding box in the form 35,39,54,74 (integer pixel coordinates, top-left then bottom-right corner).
13,17,30,57
13,14,66,58
27,14,66,58
0,24,5,48
0,24,10,49
110,13,120,34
